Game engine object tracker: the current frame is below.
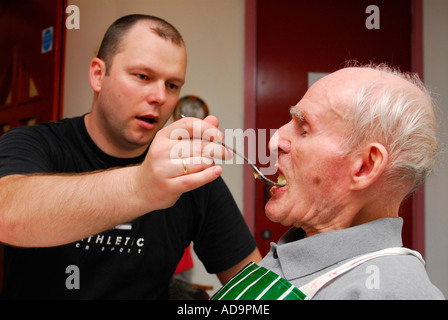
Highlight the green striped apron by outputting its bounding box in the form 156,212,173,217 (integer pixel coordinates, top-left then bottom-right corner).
211,247,423,300
210,262,306,300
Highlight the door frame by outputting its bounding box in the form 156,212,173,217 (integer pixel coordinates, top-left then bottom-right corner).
0,0,66,291
243,0,425,256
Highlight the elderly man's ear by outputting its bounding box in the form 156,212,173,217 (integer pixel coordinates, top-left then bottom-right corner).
350,143,389,191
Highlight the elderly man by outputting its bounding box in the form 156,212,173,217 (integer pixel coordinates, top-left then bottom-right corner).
213,65,444,300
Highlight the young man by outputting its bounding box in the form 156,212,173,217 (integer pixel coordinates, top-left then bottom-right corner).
0,14,260,299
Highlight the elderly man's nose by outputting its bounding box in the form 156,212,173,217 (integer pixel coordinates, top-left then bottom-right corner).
269,125,290,154
268,130,279,154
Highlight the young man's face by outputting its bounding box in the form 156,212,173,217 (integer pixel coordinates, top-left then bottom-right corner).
94,22,187,156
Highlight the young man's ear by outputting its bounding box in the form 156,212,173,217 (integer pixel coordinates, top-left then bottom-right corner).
350,143,388,190
89,57,107,93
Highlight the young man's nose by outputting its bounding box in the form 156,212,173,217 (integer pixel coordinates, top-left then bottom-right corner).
147,81,167,105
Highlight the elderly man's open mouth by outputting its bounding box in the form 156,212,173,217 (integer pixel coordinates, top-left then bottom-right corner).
269,172,287,193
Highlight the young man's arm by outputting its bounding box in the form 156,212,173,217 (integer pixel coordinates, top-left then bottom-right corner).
217,248,263,284
0,117,228,247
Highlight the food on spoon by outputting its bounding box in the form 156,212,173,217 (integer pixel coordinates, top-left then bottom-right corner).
270,173,287,192
277,173,287,186
254,171,286,187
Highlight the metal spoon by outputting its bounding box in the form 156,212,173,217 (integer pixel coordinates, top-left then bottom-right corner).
179,114,284,187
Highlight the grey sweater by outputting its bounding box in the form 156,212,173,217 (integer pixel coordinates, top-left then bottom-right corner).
259,218,444,300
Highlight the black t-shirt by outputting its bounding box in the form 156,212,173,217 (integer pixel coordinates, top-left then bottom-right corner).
0,116,257,299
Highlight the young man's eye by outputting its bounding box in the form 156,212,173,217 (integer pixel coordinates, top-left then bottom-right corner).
136,74,148,80
167,83,179,91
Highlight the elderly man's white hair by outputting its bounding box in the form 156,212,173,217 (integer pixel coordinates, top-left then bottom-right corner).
342,63,438,196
